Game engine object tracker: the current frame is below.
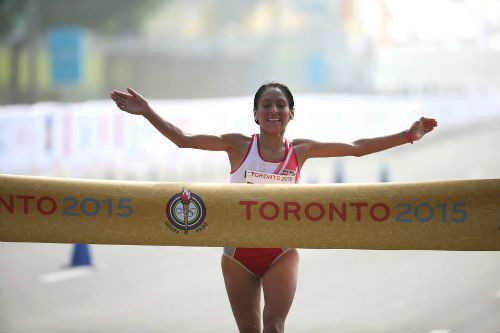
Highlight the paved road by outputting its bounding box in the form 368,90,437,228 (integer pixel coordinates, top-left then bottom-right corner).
1,243,499,332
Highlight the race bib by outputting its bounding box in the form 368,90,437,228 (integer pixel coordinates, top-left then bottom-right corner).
245,170,296,184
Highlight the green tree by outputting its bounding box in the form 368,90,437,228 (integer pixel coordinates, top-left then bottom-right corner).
1,0,165,104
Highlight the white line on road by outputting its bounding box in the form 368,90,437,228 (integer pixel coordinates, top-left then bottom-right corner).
39,266,95,283
427,330,450,333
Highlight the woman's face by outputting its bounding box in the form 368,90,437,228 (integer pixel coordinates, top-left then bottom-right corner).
254,87,294,134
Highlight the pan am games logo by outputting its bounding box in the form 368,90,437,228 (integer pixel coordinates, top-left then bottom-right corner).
165,187,207,234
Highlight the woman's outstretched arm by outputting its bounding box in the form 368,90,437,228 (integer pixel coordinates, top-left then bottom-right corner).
110,88,244,152
293,117,438,166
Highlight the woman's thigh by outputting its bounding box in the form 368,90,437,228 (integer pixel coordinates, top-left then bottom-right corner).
221,254,262,333
262,249,299,330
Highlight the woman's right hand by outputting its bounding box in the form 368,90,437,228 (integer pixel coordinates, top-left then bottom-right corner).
110,88,150,116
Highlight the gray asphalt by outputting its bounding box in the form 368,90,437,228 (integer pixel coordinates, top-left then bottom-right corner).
1,243,498,332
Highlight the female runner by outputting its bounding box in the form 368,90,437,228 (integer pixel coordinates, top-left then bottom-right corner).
110,82,437,333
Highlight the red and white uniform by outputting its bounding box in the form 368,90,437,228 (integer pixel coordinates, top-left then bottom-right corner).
223,134,300,277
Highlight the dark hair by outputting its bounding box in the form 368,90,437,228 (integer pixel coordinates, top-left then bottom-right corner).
253,82,294,125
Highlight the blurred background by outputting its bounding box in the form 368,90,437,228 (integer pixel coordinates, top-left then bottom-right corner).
1,1,499,332
0,0,499,182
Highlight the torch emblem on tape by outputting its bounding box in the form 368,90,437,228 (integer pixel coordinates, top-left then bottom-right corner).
165,187,207,234
180,188,191,234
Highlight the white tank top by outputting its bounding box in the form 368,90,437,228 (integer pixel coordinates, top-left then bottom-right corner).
230,134,300,184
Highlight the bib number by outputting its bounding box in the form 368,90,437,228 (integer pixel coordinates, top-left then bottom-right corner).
245,170,295,184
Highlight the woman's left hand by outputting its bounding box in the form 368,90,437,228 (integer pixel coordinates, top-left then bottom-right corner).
410,117,438,141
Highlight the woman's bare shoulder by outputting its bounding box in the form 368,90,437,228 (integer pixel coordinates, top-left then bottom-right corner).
221,133,251,141
221,133,252,152
222,133,254,168
291,138,316,147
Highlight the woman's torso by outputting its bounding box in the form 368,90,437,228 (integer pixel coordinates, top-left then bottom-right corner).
223,134,300,277
230,134,300,184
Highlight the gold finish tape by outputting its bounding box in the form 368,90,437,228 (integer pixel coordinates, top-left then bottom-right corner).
1,174,499,250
